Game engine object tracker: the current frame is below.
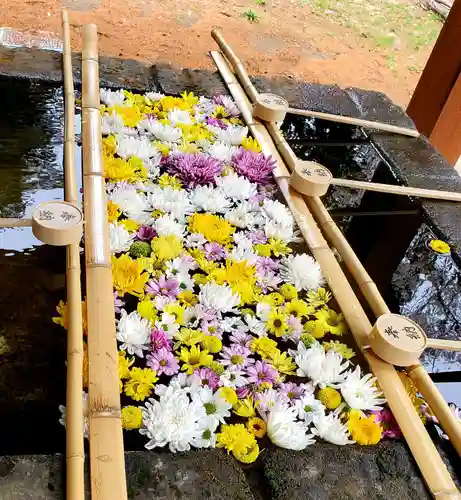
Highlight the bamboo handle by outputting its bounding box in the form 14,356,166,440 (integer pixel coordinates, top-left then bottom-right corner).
286,106,420,138
0,218,32,228
427,339,461,351
331,177,461,202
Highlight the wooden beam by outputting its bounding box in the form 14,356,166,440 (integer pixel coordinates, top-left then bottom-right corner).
407,0,461,136
430,71,461,165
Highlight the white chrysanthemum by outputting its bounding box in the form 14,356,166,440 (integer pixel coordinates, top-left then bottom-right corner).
264,220,295,243
109,222,134,254
256,388,289,413
166,255,198,276
216,172,257,201
194,96,216,115
111,189,150,224
147,186,193,222
312,412,354,445
294,392,326,424
199,283,240,314
145,158,161,179
193,386,232,426
154,214,185,239
206,142,238,162
145,91,165,103
116,136,159,162
280,254,324,291
288,342,350,388
244,313,267,337
339,366,386,411
219,369,248,389
101,112,124,135
210,124,248,145
156,312,180,338
116,310,151,357
225,202,264,229
190,185,232,214
59,391,89,439
191,421,218,449
227,244,259,265
256,302,271,321
139,118,182,143
100,88,126,106
262,199,294,227
185,233,207,248
140,385,206,452
266,403,316,450
168,108,193,126
219,95,241,117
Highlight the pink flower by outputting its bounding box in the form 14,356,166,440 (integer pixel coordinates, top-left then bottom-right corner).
150,328,171,351
146,348,179,376
166,153,223,188
246,360,278,386
248,230,267,244
204,242,226,261
113,291,125,314
231,148,276,184
371,409,402,439
229,331,253,348
136,225,156,242
236,386,250,399
146,275,180,300
206,117,227,129
255,257,279,275
278,382,305,403
194,368,221,390
220,345,254,370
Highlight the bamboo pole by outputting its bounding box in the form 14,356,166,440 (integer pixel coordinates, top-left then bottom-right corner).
427,339,461,351
62,9,85,500
330,177,461,202
210,48,461,500
82,23,128,500
0,218,32,227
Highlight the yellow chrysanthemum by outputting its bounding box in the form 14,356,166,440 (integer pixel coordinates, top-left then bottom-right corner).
151,235,183,262
178,290,198,307
179,123,212,142
348,410,382,445
107,200,121,223
241,136,261,152
157,172,183,190
279,284,298,300
104,156,138,182
154,142,171,157
216,423,258,457
164,303,185,325
188,213,235,245
211,259,257,305
137,297,158,323
113,104,143,127
137,257,161,274
180,91,199,108
179,345,213,374
268,238,292,257
250,337,279,359
247,417,267,438
174,328,204,348
323,341,356,360
233,442,260,464
429,239,450,254
175,140,201,154
192,273,209,286
233,397,257,417
315,308,348,336
112,254,149,297
209,361,225,375
217,387,238,406
53,299,88,334
118,350,135,381
102,135,117,156
124,367,158,402
82,342,89,389
122,406,143,430
306,287,332,308
212,105,229,119
303,319,329,339
201,335,223,354
266,309,288,337
120,219,140,233
284,299,314,319
317,387,342,409
254,243,272,257
267,350,296,376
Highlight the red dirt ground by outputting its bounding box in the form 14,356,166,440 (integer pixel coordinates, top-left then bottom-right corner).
1,0,437,106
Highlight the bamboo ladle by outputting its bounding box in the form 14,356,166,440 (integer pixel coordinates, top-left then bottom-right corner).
254,91,420,137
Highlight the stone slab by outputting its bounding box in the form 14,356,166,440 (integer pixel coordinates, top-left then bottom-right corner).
0,450,255,500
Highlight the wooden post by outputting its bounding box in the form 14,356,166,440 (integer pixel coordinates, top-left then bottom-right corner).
407,0,461,137
62,9,85,500
82,23,128,500
210,40,461,498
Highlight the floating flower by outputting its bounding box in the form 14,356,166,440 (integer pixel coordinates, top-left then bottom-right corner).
117,310,151,357
280,254,324,291
100,88,126,106
146,275,180,300
196,386,232,426
220,345,254,370
216,423,259,462
167,153,223,188
232,148,276,184
116,136,160,162
246,360,278,386
216,171,257,201
112,254,149,297
190,185,232,214
188,213,235,245
151,235,183,261
294,391,326,424
317,387,342,410
429,239,450,254
124,367,159,401
179,345,213,374
109,222,135,254
306,287,332,308
315,308,348,336
150,328,171,351
199,282,240,314
266,309,288,337
136,225,156,242
339,366,386,411
212,124,248,145
247,417,267,438
194,367,221,390
347,410,382,445
323,341,355,360
122,406,143,430
312,411,354,445
146,347,179,376
371,409,402,439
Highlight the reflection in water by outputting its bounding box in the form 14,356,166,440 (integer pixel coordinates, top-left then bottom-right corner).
0,79,74,454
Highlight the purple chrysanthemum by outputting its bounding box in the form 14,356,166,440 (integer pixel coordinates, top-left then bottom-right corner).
248,230,267,244
236,386,251,399
204,242,226,261
220,345,254,370
146,347,179,376
206,117,227,129
371,409,402,439
135,225,156,242
229,331,253,348
114,291,125,314
278,382,305,403
194,367,221,390
166,153,223,188
246,360,278,386
150,328,171,352
255,257,279,275
146,275,180,300
231,148,276,184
